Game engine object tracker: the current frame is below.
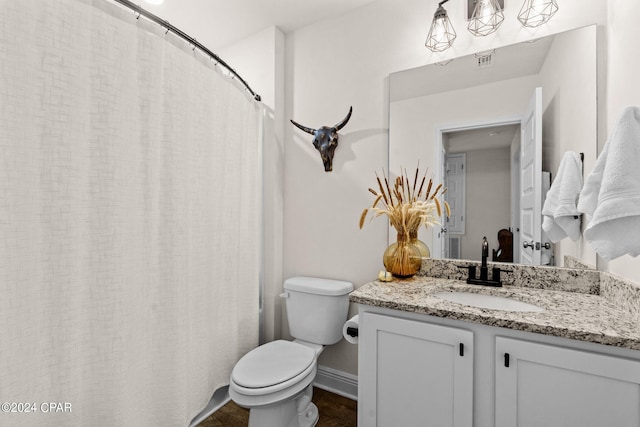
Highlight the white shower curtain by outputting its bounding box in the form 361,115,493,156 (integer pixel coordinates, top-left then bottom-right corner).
0,1,261,426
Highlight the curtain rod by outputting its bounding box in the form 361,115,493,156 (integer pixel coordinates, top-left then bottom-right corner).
111,0,261,102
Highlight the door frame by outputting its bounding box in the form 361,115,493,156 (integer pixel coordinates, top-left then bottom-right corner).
434,116,522,259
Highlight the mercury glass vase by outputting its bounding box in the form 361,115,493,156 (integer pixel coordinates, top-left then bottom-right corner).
383,232,422,278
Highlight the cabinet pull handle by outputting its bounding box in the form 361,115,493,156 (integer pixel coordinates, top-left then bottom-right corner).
504,353,510,367
459,343,464,357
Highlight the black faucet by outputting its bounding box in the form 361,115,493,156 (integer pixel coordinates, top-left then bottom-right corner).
457,236,511,287
480,236,489,282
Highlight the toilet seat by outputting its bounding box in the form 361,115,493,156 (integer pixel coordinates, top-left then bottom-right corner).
231,340,316,393
229,340,319,408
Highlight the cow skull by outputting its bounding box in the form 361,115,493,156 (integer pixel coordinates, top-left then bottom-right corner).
290,107,353,172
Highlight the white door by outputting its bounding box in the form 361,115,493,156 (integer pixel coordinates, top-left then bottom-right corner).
359,312,473,427
540,171,552,265
443,153,466,258
519,87,543,264
445,154,466,235
436,143,447,258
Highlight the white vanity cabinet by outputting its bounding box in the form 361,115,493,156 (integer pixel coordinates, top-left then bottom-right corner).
495,337,640,427
358,306,640,427
358,312,474,427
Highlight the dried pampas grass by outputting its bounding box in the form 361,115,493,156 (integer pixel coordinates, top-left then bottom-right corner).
359,166,450,235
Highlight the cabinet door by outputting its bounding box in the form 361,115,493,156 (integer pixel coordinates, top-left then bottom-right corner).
359,312,473,427
496,337,640,427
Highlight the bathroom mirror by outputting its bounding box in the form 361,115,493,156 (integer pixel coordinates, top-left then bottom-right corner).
389,24,598,267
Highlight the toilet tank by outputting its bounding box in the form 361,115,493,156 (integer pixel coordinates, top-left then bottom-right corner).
283,276,353,345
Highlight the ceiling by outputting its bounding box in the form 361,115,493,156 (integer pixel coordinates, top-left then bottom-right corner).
446,124,520,154
140,0,378,50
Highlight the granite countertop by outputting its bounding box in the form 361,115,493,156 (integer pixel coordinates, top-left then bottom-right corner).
350,276,640,350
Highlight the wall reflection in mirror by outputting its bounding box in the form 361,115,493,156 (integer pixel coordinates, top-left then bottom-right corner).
389,24,597,268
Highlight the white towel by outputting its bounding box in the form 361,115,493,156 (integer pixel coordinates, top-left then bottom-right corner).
577,106,640,260
542,151,583,242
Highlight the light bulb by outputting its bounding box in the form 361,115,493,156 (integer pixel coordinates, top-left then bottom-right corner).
468,0,504,37
425,1,457,52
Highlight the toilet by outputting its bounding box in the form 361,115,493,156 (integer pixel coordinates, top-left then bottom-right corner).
229,276,353,427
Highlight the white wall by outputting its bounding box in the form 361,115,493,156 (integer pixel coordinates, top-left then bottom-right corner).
219,27,286,343
538,25,597,268
284,1,397,375
604,1,640,284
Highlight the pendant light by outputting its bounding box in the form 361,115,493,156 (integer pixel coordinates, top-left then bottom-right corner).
468,0,504,37
518,0,559,28
426,0,457,52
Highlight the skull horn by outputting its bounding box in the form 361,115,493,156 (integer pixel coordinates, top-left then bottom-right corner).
333,106,353,131
290,119,316,135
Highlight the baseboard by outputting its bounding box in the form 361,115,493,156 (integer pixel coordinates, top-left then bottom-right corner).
313,365,358,401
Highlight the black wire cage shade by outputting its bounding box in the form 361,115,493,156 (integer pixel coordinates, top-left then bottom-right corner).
425,0,457,52
468,0,505,37
518,0,559,28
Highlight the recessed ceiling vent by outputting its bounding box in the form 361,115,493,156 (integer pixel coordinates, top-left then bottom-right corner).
474,49,495,69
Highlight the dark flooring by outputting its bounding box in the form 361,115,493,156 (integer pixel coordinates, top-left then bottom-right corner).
197,387,357,427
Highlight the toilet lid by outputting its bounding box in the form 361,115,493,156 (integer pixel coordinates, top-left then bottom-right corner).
232,340,315,389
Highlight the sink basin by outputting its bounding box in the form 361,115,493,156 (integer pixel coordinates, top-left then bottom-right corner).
434,291,545,312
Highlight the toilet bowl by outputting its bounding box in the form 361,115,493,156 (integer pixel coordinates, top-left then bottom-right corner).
229,340,322,427
228,276,353,427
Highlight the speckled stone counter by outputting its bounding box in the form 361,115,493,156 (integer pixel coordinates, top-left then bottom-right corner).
420,258,601,294
563,255,596,270
350,275,640,350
